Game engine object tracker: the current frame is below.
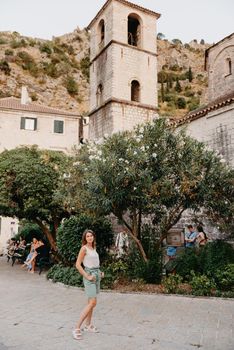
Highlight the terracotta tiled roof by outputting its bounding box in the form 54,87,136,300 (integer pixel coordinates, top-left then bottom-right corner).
0,97,80,117
176,91,234,126
87,0,161,29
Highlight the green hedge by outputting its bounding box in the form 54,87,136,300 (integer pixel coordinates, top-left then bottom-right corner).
56,214,113,266
47,264,83,287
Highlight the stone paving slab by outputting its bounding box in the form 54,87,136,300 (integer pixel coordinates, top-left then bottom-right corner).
0,257,233,350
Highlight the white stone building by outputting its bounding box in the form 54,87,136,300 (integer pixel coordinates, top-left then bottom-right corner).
176,33,234,238
87,0,160,140
0,87,81,254
0,87,81,153
179,33,234,167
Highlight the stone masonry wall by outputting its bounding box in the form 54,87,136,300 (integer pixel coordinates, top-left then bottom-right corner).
111,43,157,106
89,0,158,61
185,104,234,166
207,34,234,102
89,102,158,140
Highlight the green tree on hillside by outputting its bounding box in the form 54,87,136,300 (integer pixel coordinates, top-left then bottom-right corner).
186,66,193,82
175,77,182,92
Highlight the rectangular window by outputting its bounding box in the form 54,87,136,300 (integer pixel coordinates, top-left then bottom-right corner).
54,120,64,134
20,117,37,130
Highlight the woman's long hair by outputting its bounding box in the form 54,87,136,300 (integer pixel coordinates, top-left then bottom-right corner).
197,225,208,240
82,229,96,248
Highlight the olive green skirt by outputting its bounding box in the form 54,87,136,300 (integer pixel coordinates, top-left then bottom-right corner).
83,267,101,298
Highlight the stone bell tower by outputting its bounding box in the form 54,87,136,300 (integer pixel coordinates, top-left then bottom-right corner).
87,0,161,140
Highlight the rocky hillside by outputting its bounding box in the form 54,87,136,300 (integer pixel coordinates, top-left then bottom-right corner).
0,29,210,118
0,28,90,114
157,38,210,118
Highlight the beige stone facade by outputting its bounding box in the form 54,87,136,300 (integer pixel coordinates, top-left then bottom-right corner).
88,0,160,140
205,33,234,102
0,97,81,153
179,33,234,167
185,102,234,166
177,34,234,238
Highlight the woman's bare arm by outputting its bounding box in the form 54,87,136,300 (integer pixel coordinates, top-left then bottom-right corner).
75,247,93,280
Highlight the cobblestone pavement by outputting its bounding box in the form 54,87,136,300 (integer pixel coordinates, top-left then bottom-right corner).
0,257,233,350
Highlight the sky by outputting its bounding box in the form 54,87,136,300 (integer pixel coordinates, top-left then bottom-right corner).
0,0,233,44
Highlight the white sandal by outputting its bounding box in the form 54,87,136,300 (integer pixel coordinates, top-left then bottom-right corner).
83,324,99,333
72,328,82,340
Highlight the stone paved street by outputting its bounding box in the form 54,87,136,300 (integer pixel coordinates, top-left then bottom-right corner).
0,257,233,350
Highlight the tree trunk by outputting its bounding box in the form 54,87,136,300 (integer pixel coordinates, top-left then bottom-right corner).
34,219,57,251
156,207,185,249
121,216,148,263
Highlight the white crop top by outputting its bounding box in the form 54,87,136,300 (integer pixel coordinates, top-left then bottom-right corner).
83,246,100,268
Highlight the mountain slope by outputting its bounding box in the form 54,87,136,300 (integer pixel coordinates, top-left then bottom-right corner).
0,30,210,118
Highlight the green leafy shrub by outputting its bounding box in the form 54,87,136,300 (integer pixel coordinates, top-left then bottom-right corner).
5,49,14,56
17,51,39,77
126,248,162,284
171,39,182,46
164,94,177,103
175,78,182,92
65,76,78,95
184,90,195,97
56,214,113,266
0,60,11,75
176,97,186,109
10,39,27,48
174,249,200,281
220,291,234,298
162,274,183,294
213,264,234,291
199,241,234,277
47,263,83,286
59,42,75,55
40,42,53,55
29,39,37,47
80,56,90,81
17,223,44,243
188,96,200,111
186,67,193,82
102,259,129,288
190,272,216,296
43,62,60,78
31,93,38,101
169,64,182,72
0,37,7,45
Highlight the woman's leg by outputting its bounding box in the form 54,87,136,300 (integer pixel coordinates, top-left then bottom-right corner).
85,299,94,326
27,252,37,265
30,258,36,273
76,298,97,330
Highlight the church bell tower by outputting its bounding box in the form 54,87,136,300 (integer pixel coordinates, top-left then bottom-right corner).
87,0,161,140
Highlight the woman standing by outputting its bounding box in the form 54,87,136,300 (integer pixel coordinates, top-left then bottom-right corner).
73,229,104,340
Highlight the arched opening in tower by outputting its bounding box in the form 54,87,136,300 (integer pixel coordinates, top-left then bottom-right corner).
128,15,141,47
96,84,104,106
131,80,140,102
226,58,232,76
98,19,105,49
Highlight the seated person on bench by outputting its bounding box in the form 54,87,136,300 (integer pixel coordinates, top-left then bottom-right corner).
26,239,49,273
